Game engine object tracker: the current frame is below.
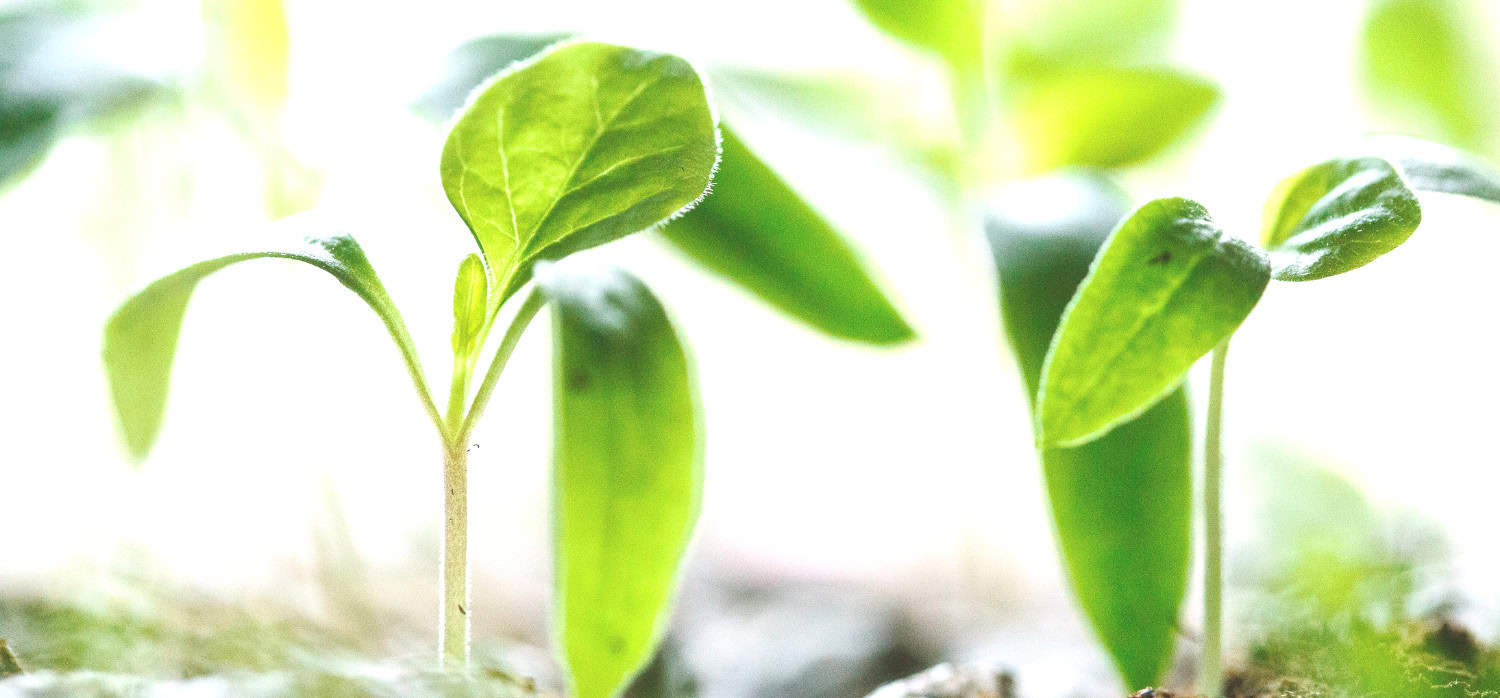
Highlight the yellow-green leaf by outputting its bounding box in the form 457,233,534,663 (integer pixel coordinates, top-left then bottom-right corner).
1261,157,1422,281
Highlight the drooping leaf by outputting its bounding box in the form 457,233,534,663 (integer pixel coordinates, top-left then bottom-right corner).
850,0,985,76
1261,157,1422,281
986,175,1191,689
1038,197,1269,447
450,253,489,360
661,126,914,344
1367,134,1500,204
414,32,574,120
1362,0,1499,153
440,41,719,311
540,263,700,698
103,235,436,460
1008,65,1219,172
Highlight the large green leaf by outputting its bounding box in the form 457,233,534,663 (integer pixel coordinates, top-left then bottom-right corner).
1008,65,1219,172
1038,197,1269,447
540,263,700,698
1368,134,1500,204
1260,157,1422,281
661,126,913,344
103,235,437,460
1362,0,1498,153
440,41,719,310
851,0,985,75
986,175,1191,689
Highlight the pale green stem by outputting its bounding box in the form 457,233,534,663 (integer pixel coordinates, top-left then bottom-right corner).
457,289,547,445
1198,339,1230,697
439,441,470,669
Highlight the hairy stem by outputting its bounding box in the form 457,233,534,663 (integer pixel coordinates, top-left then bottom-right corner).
1198,339,1230,697
439,442,470,669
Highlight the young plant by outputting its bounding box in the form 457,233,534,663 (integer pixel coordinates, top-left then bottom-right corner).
1034,141,1500,696
104,40,719,698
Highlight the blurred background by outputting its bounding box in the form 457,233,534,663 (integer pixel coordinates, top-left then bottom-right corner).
3,0,1500,695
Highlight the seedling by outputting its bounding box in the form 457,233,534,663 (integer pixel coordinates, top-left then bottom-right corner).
103,41,720,698
1033,139,1500,696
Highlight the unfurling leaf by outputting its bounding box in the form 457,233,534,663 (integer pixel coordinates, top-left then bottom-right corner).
440,41,719,310
1261,157,1422,281
103,234,434,460
662,126,914,344
1038,197,1269,447
451,253,489,359
539,263,700,698
987,175,1191,689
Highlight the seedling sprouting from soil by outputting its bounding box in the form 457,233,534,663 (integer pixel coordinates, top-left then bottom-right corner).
103,41,720,698
1033,138,1500,696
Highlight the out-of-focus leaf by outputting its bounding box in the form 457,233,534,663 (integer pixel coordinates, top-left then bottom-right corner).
540,263,700,698
0,639,22,677
1261,157,1422,281
987,174,1191,689
1362,0,1498,153
103,235,434,461
440,41,719,310
1008,65,1219,172
204,0,290,115
850,0,985,76
1038,198,1269,447
414,32,573,120
994,0,1177,69
1368,134,1500,204
662,127,913,344
0,100,59,188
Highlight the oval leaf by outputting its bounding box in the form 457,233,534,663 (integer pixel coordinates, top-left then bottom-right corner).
540,264,700,698
451,253,489,358
103,234,434,460
662,126,914,344
1038,197,1269,447
987,175,1191,689
1260,156,1422,281
1367,133,1500,204
441,41,719,308
1362,0,1498,152
1009,65,1219,172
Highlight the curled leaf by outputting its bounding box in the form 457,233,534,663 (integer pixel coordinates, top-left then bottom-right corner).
1261,157,1422,281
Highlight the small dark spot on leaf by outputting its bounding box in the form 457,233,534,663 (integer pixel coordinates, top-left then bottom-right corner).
458,604,467,616
568,370,591,390
608,635,626,654
1148,250,1172,265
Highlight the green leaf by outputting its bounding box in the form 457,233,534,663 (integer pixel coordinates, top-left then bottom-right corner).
450,253,489,359
1362,0,1498,153
986,175,1191,689
0,100,58,189
414,33,574,120
1038,198,1269,447
1008,65,1219,172
1368,134,1500,204
540,263,700,698
995,0,1178,69
851,0,985,75
0,639,23,677
103,234,438,460
1260,156,1422,281
661,126,913,344
440,41,719,310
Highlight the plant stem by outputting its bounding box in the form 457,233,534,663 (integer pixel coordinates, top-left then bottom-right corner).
458,289,547,444
439,442,470,669
1198,338,1230,697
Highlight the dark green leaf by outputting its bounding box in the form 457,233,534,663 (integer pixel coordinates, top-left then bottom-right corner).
1362,0,1498,152
414,32,573,120
1038,198,1269,447
103,235,436,460
850,0,985,76
987,175,1191,688
540,263,700,698
661,126,913,344
0,100,58,188
1368,133,1500,204
440,41,719,310
1261,157,1422,281
1008,65,1219,172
